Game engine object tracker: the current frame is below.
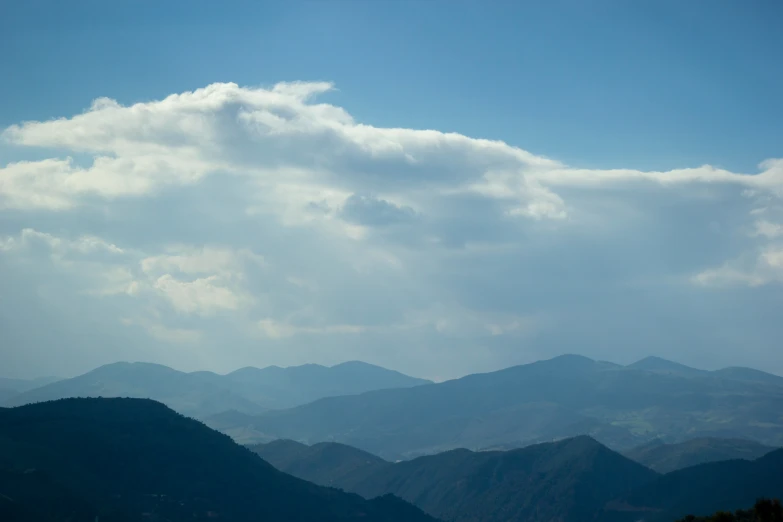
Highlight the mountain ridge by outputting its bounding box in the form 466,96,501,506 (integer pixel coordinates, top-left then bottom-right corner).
600,448,783,522
219,354,783,459
2,360,431,418
0,397,437,521
250,435,659,522
624,437,778,473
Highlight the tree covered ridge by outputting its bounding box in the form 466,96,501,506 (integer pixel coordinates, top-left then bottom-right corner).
678,499,783,522
0,397,437,522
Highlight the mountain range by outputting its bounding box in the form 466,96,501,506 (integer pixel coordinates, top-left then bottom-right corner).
1,360,430,418
0,397,436,522
249,435,783,522
604,447,783,522
624,437,777,473
210,354,783,459
250,436,658,522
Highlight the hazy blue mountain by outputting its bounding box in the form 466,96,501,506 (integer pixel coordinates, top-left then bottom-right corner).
0,398,436,522
712,366,783,387
2,360,430,419
627,356,709,378
225,360,431,410
250,439,389,489
624,437,777,473
601,448,783,522
2,362,265,418
250,436,659,522
0,376,60,393
214,354,783,460
0,388,17,402
628,357,783,388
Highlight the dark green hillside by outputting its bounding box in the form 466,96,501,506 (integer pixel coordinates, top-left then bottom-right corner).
0,398,436,522
675,498,783,522
602,449,783,522
253,435,659,522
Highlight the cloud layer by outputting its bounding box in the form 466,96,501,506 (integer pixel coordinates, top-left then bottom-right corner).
2,82,782,379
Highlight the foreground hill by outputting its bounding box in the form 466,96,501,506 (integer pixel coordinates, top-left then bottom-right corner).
251,437,783,522
674,498,783,522
2,360,430,418
250,436,659,522
600,449,783,522
624,437,777,473
213,354,783,459
0,398,436,522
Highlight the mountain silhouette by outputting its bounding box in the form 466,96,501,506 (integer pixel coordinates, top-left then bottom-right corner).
0,398,436,522
250,435,659,522
215,354,783,459
601,448,783,522
624,437,777,473
3,360,430,418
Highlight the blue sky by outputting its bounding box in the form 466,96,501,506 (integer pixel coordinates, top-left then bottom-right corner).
1,0,782,379
4,0,782,171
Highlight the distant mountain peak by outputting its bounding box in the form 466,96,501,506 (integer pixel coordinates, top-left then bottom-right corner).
92,361,182,374
551,353,596,362
534,354,598,370
331,360,379,369
628,356,705,376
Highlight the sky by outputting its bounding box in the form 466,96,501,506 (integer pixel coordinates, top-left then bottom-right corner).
1,0,782,381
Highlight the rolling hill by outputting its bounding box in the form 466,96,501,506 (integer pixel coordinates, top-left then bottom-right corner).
624,437,777,473
2,360,430,418
0,398,437,522
215,354,783,459
600,448,783,522
251,439,389,489
249,436,659,522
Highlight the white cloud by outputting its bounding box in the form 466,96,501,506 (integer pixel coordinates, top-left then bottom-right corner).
140,246,263,277
691,266,768,288
753,220,783,238
692,246,783,288
0,228,124,256
2,81,783,378
257,318,364,339
152,274,246,316
0,228,258,317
